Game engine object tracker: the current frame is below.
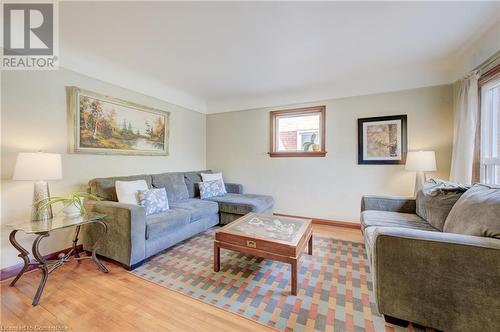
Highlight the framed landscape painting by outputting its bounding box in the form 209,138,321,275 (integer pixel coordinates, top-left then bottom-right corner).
357,115,407,164
68,87,170,155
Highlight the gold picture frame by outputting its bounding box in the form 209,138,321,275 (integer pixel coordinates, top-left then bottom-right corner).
67,86,170,156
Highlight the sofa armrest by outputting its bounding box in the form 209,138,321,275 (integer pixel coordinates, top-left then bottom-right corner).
361,195,416,213
372,227,500,331
225,183,243,194
83,200,146,268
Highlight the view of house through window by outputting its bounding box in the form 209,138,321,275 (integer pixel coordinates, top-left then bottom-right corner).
480,77,500,184
297,131,319,150
269,106,326,157
277,114,320,152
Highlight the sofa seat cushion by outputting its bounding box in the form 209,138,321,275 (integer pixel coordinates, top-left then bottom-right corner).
361,210,438,232
206,193,274,215
170,199,219,222
145,208,190,240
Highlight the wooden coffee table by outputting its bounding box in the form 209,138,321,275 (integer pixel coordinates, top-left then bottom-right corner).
214,213,312,295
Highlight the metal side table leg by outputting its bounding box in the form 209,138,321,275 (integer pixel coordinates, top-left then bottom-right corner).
32,232,50,306
9,230,30,287
72,225,81,259
92,220,109,273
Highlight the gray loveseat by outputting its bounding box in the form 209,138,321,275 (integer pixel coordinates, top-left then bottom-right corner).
82,170,273,269
361,186,500,332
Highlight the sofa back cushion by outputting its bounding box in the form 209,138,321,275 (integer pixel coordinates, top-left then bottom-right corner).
184,170,212,198
416,179,469,231
89,174,152,201
151,172,189,203
443,184,500,239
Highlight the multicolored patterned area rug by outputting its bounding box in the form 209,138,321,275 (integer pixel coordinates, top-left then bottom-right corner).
130,228,430,332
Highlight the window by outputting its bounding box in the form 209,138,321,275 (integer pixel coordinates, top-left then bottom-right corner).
269,106,326,157
480,76,500,184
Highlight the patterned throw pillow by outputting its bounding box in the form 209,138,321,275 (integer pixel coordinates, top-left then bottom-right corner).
199,180,226,199
201,172,227,194
138,188,169,216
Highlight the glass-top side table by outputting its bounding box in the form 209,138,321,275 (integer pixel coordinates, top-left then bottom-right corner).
4,212,108,306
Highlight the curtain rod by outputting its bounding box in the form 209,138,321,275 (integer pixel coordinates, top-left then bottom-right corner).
473,50,500,72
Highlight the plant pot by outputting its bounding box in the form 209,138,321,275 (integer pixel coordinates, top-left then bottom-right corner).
312,144,320,152
63,202,82,218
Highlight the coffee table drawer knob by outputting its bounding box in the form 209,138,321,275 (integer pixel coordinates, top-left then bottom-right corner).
246,240,256,248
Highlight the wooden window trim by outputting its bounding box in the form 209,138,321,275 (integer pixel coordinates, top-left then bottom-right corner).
473,64,500,182
269,106,326,157
478,64,500,86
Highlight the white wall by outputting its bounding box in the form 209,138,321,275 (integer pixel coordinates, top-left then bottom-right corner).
207,85,454,222
449,18,500,80
1,68,206,269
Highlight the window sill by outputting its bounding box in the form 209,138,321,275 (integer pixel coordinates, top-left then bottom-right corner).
268,151,327,158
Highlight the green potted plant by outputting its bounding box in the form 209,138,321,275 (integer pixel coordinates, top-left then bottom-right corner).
36,192,101,218
302,133,320,152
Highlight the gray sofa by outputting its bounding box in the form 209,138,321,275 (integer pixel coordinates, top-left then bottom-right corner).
361,191,500,332
82,170,273,269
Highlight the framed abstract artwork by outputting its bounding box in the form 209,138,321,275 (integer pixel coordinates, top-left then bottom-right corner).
67,87,170,156
357,115,407,164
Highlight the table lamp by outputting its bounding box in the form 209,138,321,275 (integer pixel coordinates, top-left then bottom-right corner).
405,151,437,196
13,152,62,221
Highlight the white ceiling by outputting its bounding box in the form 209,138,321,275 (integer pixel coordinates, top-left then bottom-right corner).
60,2,500,113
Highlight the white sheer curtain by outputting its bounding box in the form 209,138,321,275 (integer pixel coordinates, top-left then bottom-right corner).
450,71,479,184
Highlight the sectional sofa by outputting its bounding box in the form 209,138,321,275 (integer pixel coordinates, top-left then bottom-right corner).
361,183,500,332
82,170,274,269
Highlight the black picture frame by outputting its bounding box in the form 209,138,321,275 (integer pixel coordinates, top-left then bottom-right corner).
357,115,407,165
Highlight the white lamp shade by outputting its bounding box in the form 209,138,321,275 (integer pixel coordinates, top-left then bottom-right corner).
405,151,437,172
13,152,62,180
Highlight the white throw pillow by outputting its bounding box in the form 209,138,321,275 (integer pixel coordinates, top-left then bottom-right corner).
115,180,148,205
201,172,226,194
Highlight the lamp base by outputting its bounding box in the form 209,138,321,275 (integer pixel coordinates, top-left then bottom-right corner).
414,171,427,196
31,181,53,221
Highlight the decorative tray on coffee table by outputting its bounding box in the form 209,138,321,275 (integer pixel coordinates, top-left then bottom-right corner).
224,213,306,243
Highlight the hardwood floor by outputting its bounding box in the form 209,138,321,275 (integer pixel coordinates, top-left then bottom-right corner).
313,224,364,242
0,225,363,331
